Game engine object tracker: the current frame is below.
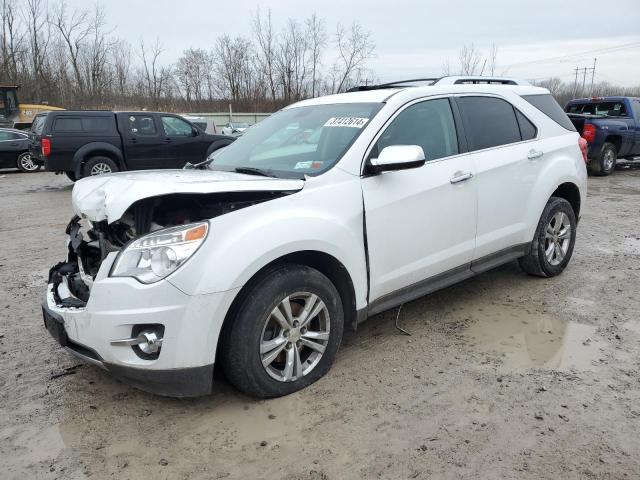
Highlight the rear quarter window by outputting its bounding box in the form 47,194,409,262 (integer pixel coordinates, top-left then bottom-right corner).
522,94,576,131
53,117,83,132
457,96,521,151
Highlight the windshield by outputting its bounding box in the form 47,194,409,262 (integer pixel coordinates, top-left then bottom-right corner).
209,103,382,178
566,101,628,117
234,123,249,128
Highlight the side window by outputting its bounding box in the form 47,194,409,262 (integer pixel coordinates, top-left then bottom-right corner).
10,132,26,140
372,98,458,161
53,117,83,132
161,116,193,136
522,94,576,131
0,131,12,141
128,115,157,136
515,109,537,140
458,96,521,151
82,117,111,133
633,100,640,120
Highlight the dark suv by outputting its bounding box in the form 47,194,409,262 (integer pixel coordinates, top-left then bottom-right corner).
30,111,235,180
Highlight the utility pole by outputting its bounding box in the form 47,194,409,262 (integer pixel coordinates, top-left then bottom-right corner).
573,61,596,98
589,58,597,95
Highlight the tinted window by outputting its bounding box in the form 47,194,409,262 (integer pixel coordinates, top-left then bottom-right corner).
31,115,46,135
128,115,157,136
82,117,112,132
515,109,537,140
373,98,458,161
162,116,193,136
54,117,83,132
0,131,12,141
633,99,640,120
458,96,521,151
523,94,576,131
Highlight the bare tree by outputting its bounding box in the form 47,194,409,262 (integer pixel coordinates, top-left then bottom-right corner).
24,0,50,101
488,43,498,76
306,13,326,97
252,8,277,101
458,43,482,75
51,0,89,94
334,22,375,93
1,0,24,82
139,38,167,104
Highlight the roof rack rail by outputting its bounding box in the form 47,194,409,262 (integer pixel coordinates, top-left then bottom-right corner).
345,75,530,92
346,78,440,92
433,76,530,86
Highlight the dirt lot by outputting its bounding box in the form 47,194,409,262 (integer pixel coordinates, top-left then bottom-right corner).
1,165,640,480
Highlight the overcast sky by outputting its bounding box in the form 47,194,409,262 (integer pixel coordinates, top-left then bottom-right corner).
67,0,640,87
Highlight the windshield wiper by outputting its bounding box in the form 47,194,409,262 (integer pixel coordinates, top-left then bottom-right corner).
234,166,277,178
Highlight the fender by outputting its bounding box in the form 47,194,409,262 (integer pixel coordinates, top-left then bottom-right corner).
523,136,587,242
167,173,369,311
72,142,124,177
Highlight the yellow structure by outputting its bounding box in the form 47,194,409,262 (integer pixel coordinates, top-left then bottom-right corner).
0,85,64,129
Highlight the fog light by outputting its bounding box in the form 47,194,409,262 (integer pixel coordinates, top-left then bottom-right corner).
111,325,165,359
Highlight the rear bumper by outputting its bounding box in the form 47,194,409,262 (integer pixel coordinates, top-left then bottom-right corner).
42,300,215,397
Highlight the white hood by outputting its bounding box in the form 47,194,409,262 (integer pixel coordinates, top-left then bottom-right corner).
72,169,305,223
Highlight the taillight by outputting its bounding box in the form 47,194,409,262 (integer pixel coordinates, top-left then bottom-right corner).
579,137,588,163
582,124,596,143
41,137,51,157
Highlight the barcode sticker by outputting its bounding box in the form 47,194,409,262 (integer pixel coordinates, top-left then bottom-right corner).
323,117,369,128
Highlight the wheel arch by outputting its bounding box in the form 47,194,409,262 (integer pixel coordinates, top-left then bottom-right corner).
603,135,622,153
72,142,124,177
216,250,358,363
551,182,581,218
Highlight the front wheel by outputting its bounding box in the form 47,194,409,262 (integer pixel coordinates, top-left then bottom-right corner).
221,265,344,398
519,197,577,277
16,152,40,172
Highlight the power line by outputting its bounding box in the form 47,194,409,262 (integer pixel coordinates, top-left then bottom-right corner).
501,41,640,69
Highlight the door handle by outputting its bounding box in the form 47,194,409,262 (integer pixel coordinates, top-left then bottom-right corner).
527,149,544,160
165,138,172,143
131,137,137,143
450,171,473,184
9,143,18,146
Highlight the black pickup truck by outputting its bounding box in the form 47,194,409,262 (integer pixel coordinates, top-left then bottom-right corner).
30,111,235,180
565,97,640,175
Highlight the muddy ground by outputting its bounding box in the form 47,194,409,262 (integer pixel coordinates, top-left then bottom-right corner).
1,164,640,480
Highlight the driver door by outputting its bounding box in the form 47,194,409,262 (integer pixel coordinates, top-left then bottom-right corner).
362,97,477,305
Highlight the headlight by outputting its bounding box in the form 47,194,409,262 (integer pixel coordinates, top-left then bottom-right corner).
110,222,208,284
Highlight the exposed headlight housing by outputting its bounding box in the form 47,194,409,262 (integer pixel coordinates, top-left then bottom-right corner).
110,222,208,284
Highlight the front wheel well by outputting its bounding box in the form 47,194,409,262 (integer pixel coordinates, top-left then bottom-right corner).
217,251,358,360
552,182,581,218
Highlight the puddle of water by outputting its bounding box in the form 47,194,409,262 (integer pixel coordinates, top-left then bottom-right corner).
464,303,599,371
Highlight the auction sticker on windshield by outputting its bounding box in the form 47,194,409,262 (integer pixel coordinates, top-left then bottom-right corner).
324,117,369,128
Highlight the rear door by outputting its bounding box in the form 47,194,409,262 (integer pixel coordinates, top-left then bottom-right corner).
362,97,477,303
455,95,540,262
159,115,205,167
119,114,168,170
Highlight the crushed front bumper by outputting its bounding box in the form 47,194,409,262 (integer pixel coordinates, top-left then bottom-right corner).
43,218,239,397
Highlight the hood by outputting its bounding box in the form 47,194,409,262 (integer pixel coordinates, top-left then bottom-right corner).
72,169,305,223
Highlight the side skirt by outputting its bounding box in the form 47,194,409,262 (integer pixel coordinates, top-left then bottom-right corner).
357,243,530,324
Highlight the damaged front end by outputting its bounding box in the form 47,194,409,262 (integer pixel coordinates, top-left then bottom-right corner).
48,190,289,308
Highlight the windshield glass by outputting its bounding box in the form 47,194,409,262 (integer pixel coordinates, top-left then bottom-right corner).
209,103,382,178
566,101,627,117
234,122,249,128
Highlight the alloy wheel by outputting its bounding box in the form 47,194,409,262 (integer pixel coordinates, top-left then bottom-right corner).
544,211,571,266
260,292,330,382
90,162,113,175
19,153,38,171
603,150,615,171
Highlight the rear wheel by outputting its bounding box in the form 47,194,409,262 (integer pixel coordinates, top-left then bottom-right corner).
16,152,40,172
82,156,118,178
519,197,577,277
588,142,617,176
221,265,344,398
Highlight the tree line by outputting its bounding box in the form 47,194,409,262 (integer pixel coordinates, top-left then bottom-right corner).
1,1,376,111
2,0,638,114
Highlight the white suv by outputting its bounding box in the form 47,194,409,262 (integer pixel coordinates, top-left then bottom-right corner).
43,77,587,398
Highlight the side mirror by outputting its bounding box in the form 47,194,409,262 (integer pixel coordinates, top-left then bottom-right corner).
368,145,426,174
191,127,199,137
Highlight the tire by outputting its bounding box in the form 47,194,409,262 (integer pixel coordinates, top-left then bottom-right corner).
82,156,119,178
588,142,617,176
519,197,577,278
16,152,40,172
221,264,344,398
65,171,77,182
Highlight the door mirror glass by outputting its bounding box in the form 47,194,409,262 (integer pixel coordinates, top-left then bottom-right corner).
369,145,426,173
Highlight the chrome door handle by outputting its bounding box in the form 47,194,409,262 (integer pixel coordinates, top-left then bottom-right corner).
527,150,544,160
450,171,473,184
